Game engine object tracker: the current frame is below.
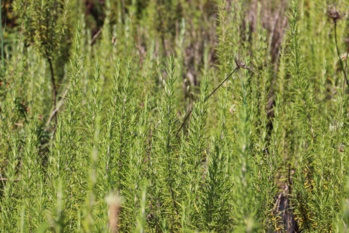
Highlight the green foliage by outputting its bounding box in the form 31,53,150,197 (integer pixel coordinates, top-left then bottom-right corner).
1,0,349,232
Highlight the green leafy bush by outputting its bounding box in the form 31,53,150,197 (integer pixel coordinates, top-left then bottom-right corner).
1,0,349,232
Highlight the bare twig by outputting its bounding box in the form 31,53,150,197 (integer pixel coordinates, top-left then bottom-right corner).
90,29,102,46
45,52,58,128
176,59,253,136
203,67,239,102
45,85,70,130
176,106,194,136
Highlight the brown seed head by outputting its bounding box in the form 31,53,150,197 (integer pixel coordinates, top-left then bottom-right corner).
327,7,341,23
234,58,254,72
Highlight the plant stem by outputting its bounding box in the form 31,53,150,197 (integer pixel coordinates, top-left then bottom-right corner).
0,0,4,68
47,55,57,126
334,22,349,87
204,67,239,102
176,67,240,136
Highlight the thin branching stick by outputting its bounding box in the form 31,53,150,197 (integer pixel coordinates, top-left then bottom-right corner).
45,85,70,130
45,49,58,128
176,59,253,136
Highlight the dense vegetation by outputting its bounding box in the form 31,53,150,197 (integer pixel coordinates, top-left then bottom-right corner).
1,0,349,232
